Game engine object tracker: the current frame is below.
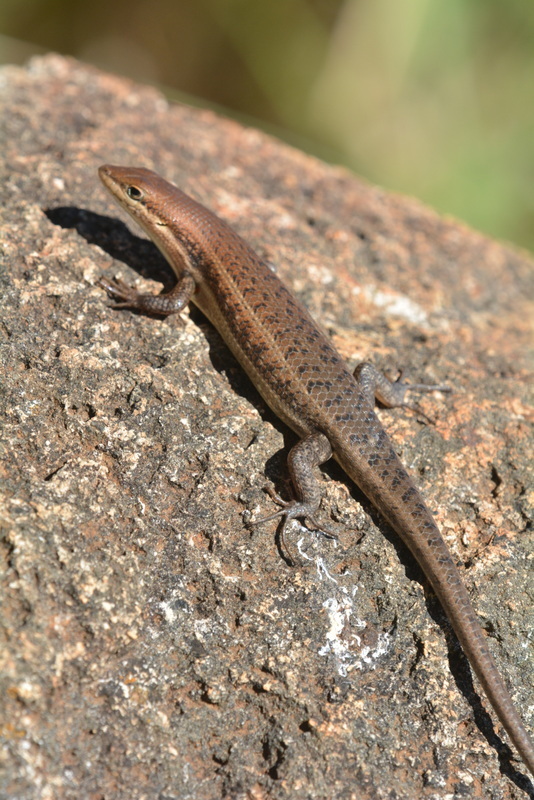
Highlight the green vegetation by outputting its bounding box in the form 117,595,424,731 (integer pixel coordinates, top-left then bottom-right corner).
2,0,533,250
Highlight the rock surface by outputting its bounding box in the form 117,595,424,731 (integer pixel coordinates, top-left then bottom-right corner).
1,54,533,799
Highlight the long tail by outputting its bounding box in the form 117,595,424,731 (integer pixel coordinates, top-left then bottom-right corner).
340,440,534,774
390,497,534,774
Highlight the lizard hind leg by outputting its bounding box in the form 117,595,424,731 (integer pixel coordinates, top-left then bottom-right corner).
353,361,451,421
253,432,338,563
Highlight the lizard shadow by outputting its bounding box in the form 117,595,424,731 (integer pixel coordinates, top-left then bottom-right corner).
45,207,176,290
50,206,533,793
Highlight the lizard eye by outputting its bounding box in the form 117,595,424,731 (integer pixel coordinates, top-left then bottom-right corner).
127,185,143,201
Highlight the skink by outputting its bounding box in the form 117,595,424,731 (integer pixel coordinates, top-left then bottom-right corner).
97,164,534,776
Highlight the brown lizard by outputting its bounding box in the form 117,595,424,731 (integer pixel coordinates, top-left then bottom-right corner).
96,164,534,776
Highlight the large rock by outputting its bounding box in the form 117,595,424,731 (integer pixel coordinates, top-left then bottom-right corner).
1,54,532,799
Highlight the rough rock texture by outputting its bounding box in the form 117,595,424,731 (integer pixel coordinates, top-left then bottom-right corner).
1,55,533,799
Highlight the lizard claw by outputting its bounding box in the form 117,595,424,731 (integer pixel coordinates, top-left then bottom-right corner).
97,275,140,307
251,486,339,565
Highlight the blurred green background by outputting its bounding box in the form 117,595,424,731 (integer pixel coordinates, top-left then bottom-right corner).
2,0,533,252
